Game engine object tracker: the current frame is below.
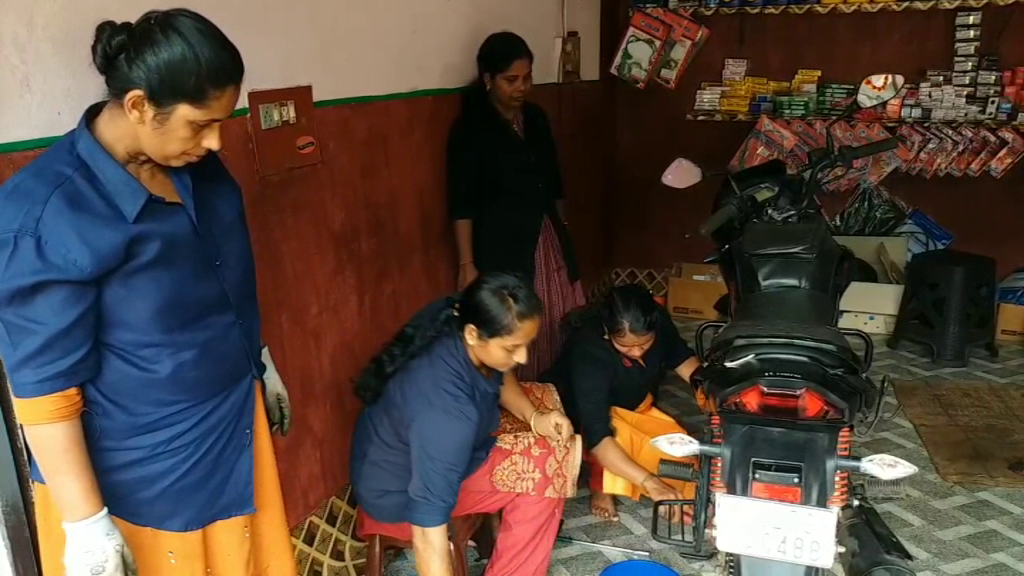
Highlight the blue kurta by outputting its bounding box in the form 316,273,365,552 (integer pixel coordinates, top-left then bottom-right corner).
0,104,266,532
350,330,502,528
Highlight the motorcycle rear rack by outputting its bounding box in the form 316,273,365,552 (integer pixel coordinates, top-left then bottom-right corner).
650,455,716,560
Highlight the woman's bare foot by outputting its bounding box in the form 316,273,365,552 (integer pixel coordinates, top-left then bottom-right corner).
590,492,619,521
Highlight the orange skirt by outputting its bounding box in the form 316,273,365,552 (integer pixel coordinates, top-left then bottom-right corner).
601,394,699,501
23,389,294,576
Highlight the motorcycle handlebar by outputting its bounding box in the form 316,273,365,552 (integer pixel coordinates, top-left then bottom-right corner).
841,137,899,162
699,202,740,237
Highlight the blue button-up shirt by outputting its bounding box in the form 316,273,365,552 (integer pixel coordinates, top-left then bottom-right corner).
0,104,265,532
350,328,502,528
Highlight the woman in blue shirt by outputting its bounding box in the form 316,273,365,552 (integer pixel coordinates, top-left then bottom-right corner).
351,272,577,576
0,9,293,576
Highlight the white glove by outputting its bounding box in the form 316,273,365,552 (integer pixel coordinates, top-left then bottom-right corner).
63,507,137,576
262,346,292,436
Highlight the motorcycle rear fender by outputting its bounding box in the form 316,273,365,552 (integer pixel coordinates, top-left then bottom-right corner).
720,417,843,575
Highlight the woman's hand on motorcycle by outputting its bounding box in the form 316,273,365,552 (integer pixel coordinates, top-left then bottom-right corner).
642,474,691,523
642,474,682,501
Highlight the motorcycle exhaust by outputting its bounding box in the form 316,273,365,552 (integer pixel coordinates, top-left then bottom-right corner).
837,501,916,576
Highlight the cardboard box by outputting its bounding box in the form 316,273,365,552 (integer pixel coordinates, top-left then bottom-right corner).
996,303,1024,341
667,263,728,320
836,236,908,334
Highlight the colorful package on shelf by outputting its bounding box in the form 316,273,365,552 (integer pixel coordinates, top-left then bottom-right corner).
907,127,943,177
647,8,710,90
782,122,812,169
988,127,1024,179
933,124,969,177
967,128,1005,177
895,124,928,168
824,121,871,192
611,11,670,89
829,121,870,169
788,118,828,151
856,123,903,184
923,129,955,179
727,116,802,172
948,125,985,177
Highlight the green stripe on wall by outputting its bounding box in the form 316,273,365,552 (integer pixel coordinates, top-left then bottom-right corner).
0,86,476,155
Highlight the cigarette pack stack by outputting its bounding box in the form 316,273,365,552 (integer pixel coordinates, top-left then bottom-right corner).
953,11,982,73
723,58,748,82
791,69,820,94
694,83,727,112
692,60,756,114
776,95,816,118
817,83,857,116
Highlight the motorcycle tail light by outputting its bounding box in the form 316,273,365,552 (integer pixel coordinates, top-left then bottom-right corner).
724,384,842,421
751,481,803,504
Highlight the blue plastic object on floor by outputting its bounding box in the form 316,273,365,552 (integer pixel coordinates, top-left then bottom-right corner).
600,559,679,575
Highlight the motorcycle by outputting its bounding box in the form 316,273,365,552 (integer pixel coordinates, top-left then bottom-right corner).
649,74,919,576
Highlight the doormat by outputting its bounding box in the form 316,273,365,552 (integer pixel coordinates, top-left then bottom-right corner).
894,379,1024,488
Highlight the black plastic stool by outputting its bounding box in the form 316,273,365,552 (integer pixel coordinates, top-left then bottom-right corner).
887,249,998,367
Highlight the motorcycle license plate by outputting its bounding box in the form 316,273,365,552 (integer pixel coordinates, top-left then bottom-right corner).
714,493,838,569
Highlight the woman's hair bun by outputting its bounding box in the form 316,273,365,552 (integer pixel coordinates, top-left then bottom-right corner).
91,20,133,77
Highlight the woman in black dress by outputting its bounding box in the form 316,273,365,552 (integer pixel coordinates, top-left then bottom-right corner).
447,32,585,382
544,284,706,521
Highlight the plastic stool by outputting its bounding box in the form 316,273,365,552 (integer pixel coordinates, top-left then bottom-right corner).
887,249,998,367
600,559,679,575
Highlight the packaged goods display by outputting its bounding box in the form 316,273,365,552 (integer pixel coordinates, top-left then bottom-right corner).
647,8,711,89
613,8,708,90
615,2,1024,183
726,113,1023,187
610,11,671,89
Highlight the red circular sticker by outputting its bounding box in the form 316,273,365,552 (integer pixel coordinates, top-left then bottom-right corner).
296,136,317,154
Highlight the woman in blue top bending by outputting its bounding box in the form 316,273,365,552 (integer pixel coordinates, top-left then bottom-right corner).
350,272,581,576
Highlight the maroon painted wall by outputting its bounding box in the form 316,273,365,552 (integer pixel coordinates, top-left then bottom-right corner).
0,81,613,525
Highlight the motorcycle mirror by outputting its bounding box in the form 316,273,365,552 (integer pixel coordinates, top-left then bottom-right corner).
661,158,704,189
858,453,919,481
650,432,702,458
856,73,906,109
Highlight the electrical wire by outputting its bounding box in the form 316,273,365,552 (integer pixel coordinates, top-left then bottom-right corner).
856,374,904,438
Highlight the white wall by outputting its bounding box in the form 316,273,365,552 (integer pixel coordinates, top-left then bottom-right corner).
0,0,602,144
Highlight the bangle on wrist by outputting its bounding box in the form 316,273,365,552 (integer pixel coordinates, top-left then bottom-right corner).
459,261,474,267
529,410,543,435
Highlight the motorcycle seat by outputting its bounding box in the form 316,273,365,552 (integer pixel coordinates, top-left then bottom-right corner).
710,322,864,373
713,319,852,353
709,291,864,370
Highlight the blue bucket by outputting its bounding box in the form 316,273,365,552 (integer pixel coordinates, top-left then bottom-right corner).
600,559,679,575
